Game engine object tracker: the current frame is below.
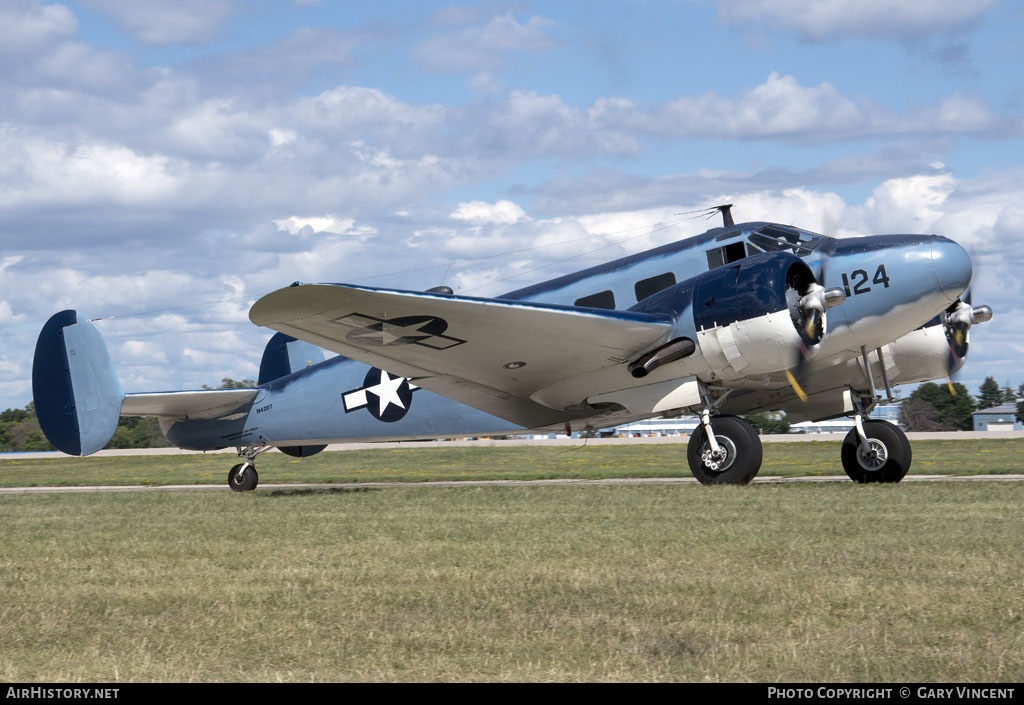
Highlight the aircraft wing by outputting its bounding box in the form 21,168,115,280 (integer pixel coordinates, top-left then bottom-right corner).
249,283,674,426
121,389,259,419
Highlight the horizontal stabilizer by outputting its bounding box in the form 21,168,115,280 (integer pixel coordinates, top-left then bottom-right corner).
122,389,259,419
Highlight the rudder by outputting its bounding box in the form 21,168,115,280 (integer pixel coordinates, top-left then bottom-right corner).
259,332,330,458
32,311,124,456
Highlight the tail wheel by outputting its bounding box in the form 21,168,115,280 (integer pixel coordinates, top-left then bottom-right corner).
228,463,259,492
686,415,763,485
841,420,911,483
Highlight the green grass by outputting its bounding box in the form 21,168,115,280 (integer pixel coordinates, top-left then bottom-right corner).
1,483,1021,682
1,438,1023,488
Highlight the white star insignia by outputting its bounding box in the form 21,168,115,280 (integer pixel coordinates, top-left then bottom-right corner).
366,370,406,415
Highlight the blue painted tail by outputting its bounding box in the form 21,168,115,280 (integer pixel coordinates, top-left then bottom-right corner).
258,332,330,457
32,311,124,456
258,332,327,384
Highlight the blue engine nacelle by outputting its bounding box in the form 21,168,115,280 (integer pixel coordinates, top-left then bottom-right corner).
630,252,822,379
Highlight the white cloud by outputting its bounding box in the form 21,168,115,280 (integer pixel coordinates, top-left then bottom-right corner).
0,1,76,53
293,86,447,141
121,340,168,365
450,200,528,225
481,90,640,157
594,73,1004,141
717,0,999,41
0,356,22,376
33,40,141,94
269,128,297,147
415,12,557,71
472,12,557,52
0,130,181,208
274,215,355,235
666,72,864,138
76,0,237,45
853,173,959,233
165,98,267,159
0,301,24,325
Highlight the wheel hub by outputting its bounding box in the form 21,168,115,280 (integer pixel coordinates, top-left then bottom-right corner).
701,435,736,473
857,439,888,472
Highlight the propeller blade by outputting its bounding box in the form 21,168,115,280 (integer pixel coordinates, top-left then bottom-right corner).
785,368,809,403
783,260,845,403
804,308,823,342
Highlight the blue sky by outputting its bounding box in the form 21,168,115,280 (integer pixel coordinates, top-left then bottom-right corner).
1,0,1022,410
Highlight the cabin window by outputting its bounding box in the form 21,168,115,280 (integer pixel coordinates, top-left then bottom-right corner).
748,225,822,255
705,241,750,270
575,290,616,309
634,273,676,302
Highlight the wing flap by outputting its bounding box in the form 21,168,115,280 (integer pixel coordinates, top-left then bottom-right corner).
249,283,673,413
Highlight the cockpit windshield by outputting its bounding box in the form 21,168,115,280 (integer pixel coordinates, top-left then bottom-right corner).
748,225,823,256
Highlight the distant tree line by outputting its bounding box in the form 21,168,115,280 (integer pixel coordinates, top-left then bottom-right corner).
743,412,791,435
0,403,52,452
899,376,1024,432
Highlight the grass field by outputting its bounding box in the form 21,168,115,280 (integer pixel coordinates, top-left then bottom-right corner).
1,441,1022,682
1,482,1021,682
2,438,1024,488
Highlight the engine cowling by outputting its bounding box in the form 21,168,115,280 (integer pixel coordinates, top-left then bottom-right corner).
632,251,830,380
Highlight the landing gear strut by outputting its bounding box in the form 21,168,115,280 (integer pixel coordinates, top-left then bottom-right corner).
687,415,763,485
228,445,271,491
841,419,911,483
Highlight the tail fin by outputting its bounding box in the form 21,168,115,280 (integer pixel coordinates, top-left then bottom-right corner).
259,332,329,458
258,332,327,384
32,311,124,455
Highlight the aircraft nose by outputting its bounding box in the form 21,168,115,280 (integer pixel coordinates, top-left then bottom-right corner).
930,236,972,302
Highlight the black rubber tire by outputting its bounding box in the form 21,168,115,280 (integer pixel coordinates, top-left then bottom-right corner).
841,420,912,483
687,415,763,485
228,463,259,492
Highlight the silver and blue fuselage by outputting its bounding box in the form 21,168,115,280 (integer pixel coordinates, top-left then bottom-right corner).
164,222,974,450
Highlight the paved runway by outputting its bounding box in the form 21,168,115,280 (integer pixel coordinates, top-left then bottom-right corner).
2,474,1023,494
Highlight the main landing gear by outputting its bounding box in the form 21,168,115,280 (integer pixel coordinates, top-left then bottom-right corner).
687,414,763,485
687,413,912,485
228,445,271,492
840,417,912,483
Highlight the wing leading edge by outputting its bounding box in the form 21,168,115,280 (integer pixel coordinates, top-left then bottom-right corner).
249,283,674,426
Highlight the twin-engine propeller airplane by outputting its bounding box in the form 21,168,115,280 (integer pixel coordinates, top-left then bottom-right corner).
33,206,991,489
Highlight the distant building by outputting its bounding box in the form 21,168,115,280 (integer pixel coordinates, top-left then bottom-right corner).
972,403,1023,432
789,404,903,434
611,417,698,437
